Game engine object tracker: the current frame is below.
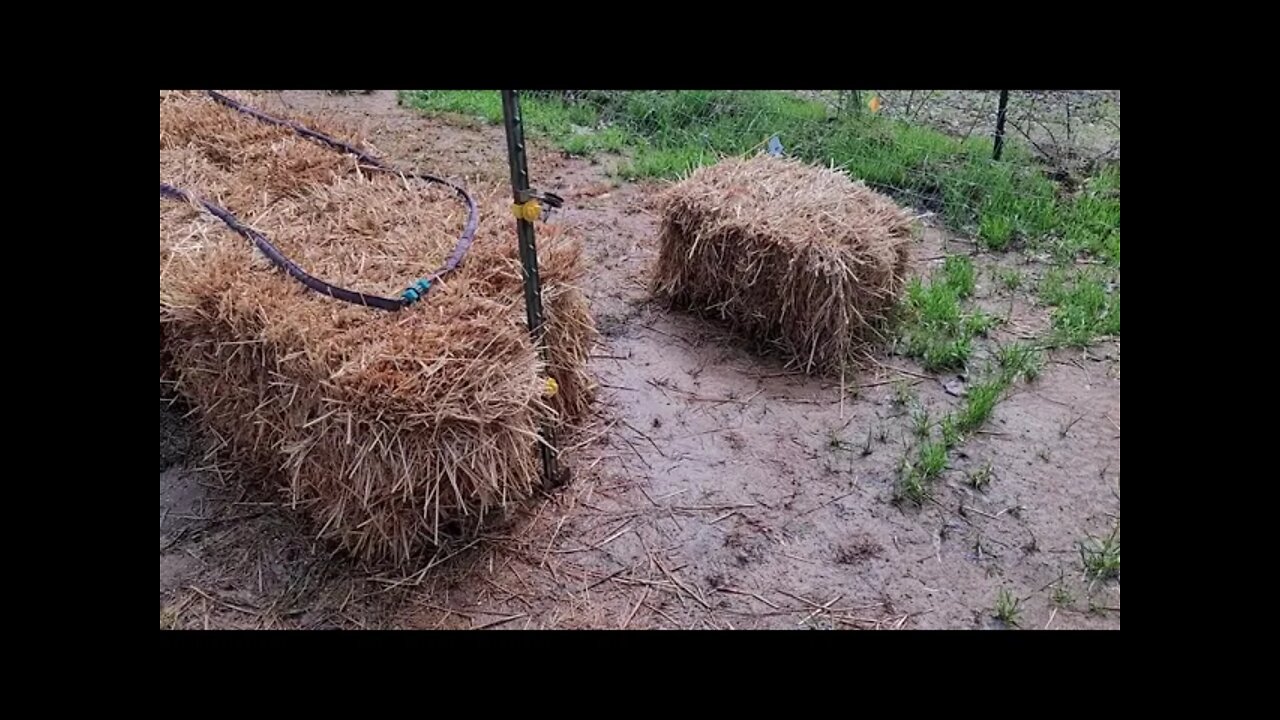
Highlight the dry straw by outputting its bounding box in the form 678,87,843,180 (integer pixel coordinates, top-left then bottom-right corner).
160,91,597,566
652,156,914,375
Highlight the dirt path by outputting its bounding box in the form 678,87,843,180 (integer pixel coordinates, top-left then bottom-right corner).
160,91,1119,630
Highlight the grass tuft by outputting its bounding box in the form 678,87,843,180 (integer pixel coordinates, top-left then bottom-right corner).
1079,525,1121,581
993,588,1022,627
956,376,1004,433
1039,268,1120,347
997,342,1043,383
897,256,997,372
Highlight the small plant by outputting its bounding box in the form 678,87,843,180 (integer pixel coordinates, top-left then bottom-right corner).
940,414,961,449
1037,267,1071,305
1079,525,1121,581
942,255,977,298
895,441,946,505
997,343,1042,383
964,311,998,337
966,461,993,490
918,336,972,372
911,405,932,438
998,268,1023,292
917,440,948,480
993,588,1022,627
1052,583,1074,608
957,377,1004,433
896,470,929,505
891,380,915,409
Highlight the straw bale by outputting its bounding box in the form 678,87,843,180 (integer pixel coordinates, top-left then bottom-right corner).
652,156,913,374
159,92,596,565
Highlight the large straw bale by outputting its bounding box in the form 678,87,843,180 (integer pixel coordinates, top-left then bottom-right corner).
652,156,914,374
159,92,596,565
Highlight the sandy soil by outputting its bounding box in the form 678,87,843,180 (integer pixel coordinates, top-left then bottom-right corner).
160,91,1119,630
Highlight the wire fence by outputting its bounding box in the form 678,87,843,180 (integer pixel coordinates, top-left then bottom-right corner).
402,90,1120,261
806,91,1120,166
531,90,1121,168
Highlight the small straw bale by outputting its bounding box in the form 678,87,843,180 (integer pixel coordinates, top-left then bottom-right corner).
160,92,597,566
652,156,914,374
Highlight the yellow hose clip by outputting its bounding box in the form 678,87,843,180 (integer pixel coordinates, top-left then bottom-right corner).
544,377,559,398
512,200,542,222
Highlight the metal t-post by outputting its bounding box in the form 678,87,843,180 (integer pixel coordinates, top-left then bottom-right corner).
993,90,1011,161
501,90,560,489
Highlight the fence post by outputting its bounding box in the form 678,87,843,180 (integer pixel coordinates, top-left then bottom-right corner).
993,90,1010,161
501,90,561,489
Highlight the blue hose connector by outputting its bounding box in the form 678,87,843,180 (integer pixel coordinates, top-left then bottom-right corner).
401,279,432,306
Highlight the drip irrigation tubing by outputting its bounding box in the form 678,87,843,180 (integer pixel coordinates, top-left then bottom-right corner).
159,90,479,311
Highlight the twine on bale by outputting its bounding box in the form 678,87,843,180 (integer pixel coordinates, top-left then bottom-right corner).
159,90,479,310
652,156,914,375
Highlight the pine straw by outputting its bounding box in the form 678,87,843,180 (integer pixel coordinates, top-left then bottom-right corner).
652,156,914,375
160,91,597,567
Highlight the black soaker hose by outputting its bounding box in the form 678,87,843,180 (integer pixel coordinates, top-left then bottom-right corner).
159,91,479,311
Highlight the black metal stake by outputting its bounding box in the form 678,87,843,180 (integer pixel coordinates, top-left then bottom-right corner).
501,90,560,489
993,89,1010,161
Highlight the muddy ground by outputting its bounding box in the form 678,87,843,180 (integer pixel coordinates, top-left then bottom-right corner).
159,91,1120,630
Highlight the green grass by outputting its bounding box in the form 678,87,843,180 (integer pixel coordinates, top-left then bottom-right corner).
897,439,948,504
997,342,1043,383
963,312,998,336
1058,166,1121,265
997,267,1023,292
399,90,1120,267
402,90,504,123
941,255,976,296
993,588,1023,627
897,255,997,372
896,470,928,505
955,376,1005,433
911,405,932,438
1039,268,1121,347
940,414,961,449
917,441,948,479
1079,525,1121,581
403,90,1121,348
399,90,628,156
897,355,1032,501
